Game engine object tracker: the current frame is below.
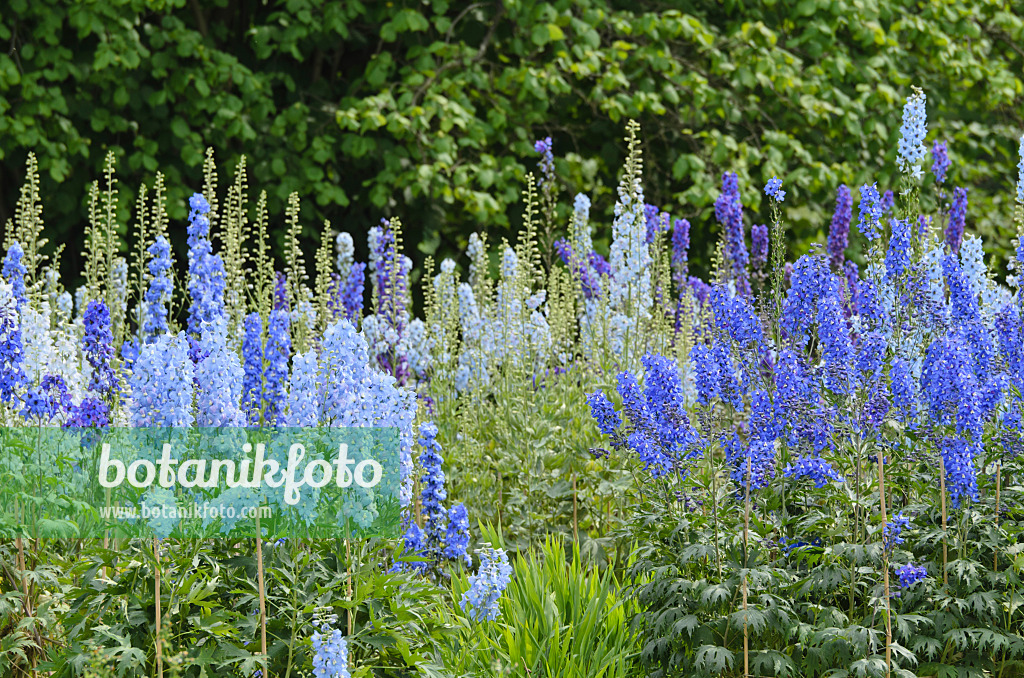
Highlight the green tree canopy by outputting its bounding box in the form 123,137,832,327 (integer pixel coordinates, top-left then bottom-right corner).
1,0,1022,283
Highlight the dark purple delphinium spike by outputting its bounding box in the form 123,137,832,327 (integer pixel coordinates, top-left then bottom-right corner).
643,205,670,245
534,136,554,189
644,204,660,245
827,185,853,270
273,271,289,311
588,251,611,277
715,172,751,297
860,382,891,431
418,422,448,553
40,374,72,416
688,277,711,306
931,140,950,185
880,189,895,216
83,300,116,397
553,238,571,265
262,309,290,425
672,218,690,290
945,187,968,254
559,240,602,299
241,312,264,424
843,261,860,317
65,397,110,429
750,223,769,273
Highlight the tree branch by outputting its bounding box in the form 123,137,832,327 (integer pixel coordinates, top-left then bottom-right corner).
189,0,209,38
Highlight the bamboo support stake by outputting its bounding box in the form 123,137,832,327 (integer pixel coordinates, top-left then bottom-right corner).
877,446,891,678
346,538,354,636
743,455,752,678
155,537,163,678
939,456,948,587
256,517,268,678
995,462,1001,571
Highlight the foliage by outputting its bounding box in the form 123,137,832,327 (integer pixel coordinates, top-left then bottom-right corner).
2,0,1023,283
442,530,641,677
1,71,1024,678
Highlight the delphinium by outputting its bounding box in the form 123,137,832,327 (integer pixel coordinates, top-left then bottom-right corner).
897,87,928,180
143,235,173,342
894,563,928,589
241,312,264,424
931,140,950,186
262,309,290,424
285,349,319,426
394,422,470,572
587,352,702,484
716,172,751,297
18,298,53,388
128,331,194,537
750,223,769,283
3,241,27,310
129,331,194,428
365,219,413,381
424,258,458,381
338,262,366,323
671,217,690,292
310,622,350,678
857,183,884,243
65,299,117,428
608,121,653,356
460,546,513,622
319,318,416,506
945,187,968,254
185,193,226,361
0,278,25,405
194,316,245,428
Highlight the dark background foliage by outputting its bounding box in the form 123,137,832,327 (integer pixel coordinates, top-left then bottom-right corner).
1,0,1022,289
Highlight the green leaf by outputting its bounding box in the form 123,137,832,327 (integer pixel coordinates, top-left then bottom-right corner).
531,24,550,46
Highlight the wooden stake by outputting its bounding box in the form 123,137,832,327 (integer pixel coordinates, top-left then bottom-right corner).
743,455,752,678
155,538,163,678
256,518,268,678
877,446,891,678
345,538,354,636
939,455,948,587
995,462,1001,571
